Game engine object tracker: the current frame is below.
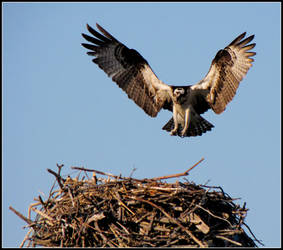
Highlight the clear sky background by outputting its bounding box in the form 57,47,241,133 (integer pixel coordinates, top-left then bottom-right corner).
3,2,281,247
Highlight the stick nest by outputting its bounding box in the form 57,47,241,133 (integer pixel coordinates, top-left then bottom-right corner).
12,162,261,248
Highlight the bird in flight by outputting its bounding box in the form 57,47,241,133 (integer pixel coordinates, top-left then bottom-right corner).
81,23,256,138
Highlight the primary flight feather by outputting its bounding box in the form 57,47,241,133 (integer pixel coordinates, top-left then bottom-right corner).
81,23,256,138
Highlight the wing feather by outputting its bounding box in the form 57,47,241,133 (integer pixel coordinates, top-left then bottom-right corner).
193,32,256,114
81,23,171,117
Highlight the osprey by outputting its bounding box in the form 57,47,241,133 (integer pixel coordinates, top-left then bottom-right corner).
81,24,256,138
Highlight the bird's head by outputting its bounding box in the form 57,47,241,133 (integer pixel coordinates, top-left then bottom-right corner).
173,88,185,97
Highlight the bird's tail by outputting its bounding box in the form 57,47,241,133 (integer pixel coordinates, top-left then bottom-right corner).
162,115,214,137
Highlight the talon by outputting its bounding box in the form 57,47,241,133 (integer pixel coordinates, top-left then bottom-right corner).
181,129,186,137
170,129,177,136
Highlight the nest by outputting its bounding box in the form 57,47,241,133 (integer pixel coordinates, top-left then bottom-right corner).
11,160,262,247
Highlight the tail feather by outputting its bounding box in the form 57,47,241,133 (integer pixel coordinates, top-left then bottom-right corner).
162,118,174,132
162,115,214,138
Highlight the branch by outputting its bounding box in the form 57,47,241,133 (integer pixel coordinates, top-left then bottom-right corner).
148,158,204,181
243,222,265,246
71,166,144,183
9,206,33,225
47,168,65,189
71,158,204,183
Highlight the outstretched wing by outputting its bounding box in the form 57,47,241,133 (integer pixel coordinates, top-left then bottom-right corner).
81,23,171,117
192,32,256,114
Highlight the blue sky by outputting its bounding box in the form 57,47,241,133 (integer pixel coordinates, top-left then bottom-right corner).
3,2,281,247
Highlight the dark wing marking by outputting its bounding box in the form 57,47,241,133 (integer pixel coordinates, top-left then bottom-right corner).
193,32,256,114
81,23,171,117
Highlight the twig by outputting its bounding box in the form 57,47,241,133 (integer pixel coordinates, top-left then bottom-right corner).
28,202,41,220
67,187,75,207
56,163,64,177
71,166,144,183
129,167,137,178
215,235,242,246
146,212,156,236
30,207,54,225
9,206,33,225
196,204,233,228
47,168,65,189
19,228,33,248
243,222,264,246
111,191,136,216
71,159,204,183
148,158,204,181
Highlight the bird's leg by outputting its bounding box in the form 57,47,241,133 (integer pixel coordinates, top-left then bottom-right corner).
181,107,191,137
170,106,178,135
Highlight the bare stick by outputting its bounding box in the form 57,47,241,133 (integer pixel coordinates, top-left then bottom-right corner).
47,168,64,189
30,207,54,225
243,222,264,246
71,158,204,183
19,228,33,248
196,204,233,228
148,158,204,181
9,206,33,225
215,235,242,246
71,166,144,183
